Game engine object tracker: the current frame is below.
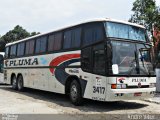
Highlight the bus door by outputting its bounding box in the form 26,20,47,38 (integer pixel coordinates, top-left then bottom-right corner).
91,44,106,101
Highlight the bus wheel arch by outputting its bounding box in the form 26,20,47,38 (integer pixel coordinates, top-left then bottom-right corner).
17,74,24,91
11,73,17,90
65,76,80,95
65,76,83,106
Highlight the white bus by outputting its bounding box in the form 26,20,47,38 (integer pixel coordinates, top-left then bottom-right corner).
3,18,156,105
0,52,4,73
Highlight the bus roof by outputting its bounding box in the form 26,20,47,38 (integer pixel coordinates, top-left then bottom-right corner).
6,18,145,47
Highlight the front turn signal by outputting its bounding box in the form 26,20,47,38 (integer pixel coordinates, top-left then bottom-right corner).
111,84,117,89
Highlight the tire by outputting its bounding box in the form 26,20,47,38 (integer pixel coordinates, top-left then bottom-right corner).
69,80,83,106
17,75,24,91
12,75,17,90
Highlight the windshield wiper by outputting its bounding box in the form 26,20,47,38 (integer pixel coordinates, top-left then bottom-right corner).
128,59,136,75
139,48,151,75
127,51,140,75
127,50,151,76
128,59,149,75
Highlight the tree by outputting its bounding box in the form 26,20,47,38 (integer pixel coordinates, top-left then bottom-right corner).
0,25,40,52
129,0,160,36
30,32,41,37
0,25,40,44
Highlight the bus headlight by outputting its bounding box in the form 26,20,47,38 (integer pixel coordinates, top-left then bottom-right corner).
121,84,127,89
116,84,121,89
111,84,127,89
149,83,156,88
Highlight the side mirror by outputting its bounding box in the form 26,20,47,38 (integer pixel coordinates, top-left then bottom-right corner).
112,64,119,74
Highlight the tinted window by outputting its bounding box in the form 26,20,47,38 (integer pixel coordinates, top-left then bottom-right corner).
83,23,104,46
63,30,72,49
5,47,9,58
17,42,25,56
81,47,92,72
25,40,35,55
48,32,62,51
10,45,17,58
72,28,81,48
54,32,62,50
35,36,47,53
63,27,81,49
48,34,54,52
93,44,105,75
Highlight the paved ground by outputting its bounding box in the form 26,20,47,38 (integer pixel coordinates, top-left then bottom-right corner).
144,92,160,104
0,85,159,115
0,73,4,84
0,73,160,120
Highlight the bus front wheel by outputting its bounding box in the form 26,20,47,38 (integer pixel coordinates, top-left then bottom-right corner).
69,80,83,106
12,75,17,90
17,75,24,91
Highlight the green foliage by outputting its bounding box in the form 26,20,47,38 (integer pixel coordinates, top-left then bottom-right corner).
0,25,40,44
0,25,40,52
129,0,160,32
30,32,41,37
1,25,30,43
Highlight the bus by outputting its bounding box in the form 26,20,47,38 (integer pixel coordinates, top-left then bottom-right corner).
0,52,4,73
3,18,156,105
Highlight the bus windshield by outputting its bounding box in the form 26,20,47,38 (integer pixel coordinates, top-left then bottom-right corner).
106,22,147,41
110,41,155,75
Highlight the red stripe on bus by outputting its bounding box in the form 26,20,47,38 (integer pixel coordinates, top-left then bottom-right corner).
49,54,80,74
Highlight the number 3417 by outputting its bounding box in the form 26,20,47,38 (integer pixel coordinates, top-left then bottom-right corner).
93,86,105,94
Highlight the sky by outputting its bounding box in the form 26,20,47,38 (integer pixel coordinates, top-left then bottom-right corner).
0,0,160,36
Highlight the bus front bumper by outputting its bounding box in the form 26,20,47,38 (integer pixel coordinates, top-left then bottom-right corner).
106,87,156,101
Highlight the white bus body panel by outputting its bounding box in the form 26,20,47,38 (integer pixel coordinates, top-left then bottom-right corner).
4,50,156,101
4,50,81,94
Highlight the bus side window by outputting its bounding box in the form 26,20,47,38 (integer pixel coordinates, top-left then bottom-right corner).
63,30,72,49
93,44,105,75
71,27,81,48
35,36,47,54
5,47,9,58
25,40,35,55
10,45,17,58
81,47,92,72
48,34,54,52
63,27,81,49
17,42,25,56
83,23,104,47
48,32,63,52
54,32,62,51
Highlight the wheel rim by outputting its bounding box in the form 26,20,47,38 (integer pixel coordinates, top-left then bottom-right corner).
71,84,77,100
